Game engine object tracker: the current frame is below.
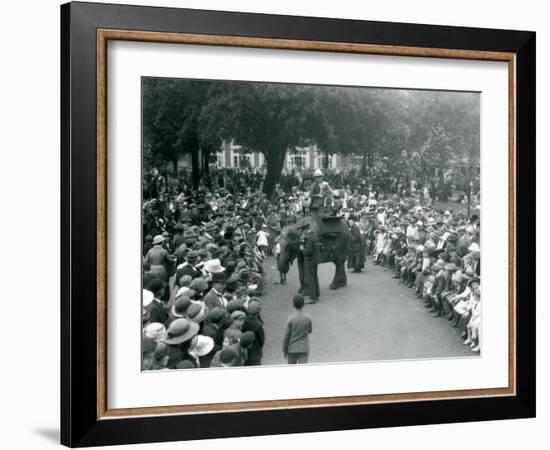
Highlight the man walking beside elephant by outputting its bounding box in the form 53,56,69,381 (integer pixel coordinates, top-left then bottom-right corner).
300,227,320,304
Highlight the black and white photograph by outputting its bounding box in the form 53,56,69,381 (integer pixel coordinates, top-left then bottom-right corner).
141,78,481,370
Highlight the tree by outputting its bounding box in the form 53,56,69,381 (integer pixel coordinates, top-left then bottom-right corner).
200,81,312,196
143,79,226,189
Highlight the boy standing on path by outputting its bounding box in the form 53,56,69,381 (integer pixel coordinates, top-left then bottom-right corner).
282,294,313,364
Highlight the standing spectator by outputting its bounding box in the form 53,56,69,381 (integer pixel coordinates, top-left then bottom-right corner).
145,279,169,325
256,224,270,257
243,301,265,365
348,216,365,273
203,272,227,310
301,227,320,304
144,235,173,285
283,294,313,364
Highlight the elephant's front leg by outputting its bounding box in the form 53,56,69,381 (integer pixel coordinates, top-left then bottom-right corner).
329,259,347,289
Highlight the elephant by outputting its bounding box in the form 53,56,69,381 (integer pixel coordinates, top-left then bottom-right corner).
278,215,351,293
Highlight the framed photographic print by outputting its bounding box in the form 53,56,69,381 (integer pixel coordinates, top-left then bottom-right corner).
60,1,536,447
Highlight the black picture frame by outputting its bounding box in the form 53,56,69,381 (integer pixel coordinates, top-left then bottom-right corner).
61,1,535,447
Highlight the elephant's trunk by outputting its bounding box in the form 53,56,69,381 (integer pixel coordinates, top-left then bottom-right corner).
278,245,291,274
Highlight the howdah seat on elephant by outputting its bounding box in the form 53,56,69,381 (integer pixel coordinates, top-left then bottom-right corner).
319,215,343,236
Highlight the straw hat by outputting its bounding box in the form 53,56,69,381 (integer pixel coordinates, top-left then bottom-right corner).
187,302,209,323
204,259,225,274
152,235,165,245
190,335,215,357
144,322,166,341
162,319,199,345
142,289,154,307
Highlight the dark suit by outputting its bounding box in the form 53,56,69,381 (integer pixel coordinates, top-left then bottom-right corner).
202,322,223,349
146,299,169,325
175,263,200,284
348,224,364,271
243,315,265,365
203,288,225,310
302,232,320,300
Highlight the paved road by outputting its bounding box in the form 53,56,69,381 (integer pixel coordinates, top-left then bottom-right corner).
259,256,476,365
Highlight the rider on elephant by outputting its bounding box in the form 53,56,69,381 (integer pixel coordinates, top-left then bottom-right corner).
309,169,325,211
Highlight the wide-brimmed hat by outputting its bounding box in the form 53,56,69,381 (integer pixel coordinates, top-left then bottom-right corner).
426,218,436,226
171,296,193,318
314,169,323,177
204,259,225,273
468,242,480,252
238,269,251,283
142,289,154,307
187,302,209,323
162,318,199,345
144,322,166,341
190,335,215,357
152,234,165,245
211,271,228,283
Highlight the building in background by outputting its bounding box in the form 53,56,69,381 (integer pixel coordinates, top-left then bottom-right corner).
213,141,355,170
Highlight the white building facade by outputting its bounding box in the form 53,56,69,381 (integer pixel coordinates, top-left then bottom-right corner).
214,141,354,170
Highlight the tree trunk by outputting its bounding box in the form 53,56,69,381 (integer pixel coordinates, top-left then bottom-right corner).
190,144,200,189
324,150,329,169
263,149,286,197
361,152,367,176
172,158,178,178
203,147,211,175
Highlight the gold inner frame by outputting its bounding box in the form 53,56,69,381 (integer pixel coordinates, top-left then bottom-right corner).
96,29,517,420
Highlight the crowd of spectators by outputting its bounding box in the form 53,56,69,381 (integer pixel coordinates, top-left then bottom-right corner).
141,166,482,371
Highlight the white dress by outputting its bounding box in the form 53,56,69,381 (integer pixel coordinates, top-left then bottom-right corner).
256,230,269,247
